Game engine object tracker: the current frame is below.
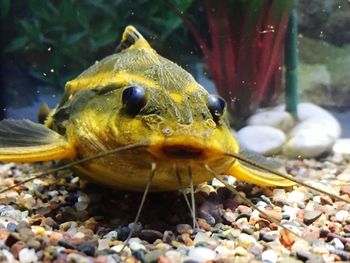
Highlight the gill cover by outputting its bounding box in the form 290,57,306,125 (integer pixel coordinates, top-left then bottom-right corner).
0,119,75,162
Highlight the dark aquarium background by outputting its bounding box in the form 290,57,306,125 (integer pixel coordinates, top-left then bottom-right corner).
0,0,349,135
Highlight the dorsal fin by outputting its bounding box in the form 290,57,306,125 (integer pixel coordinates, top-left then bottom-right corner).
0,119,76,162
37,103,51,124
116,25,152,52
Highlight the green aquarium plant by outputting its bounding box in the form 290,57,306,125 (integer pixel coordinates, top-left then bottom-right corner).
1,0,192,88
284,8,298,119
170,0,294,121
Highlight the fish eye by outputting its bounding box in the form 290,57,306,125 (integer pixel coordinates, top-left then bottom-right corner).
207,94,226,120
122,86,146,115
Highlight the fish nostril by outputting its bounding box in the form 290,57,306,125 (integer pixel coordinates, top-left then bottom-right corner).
162,127,173,136
205,119,216,129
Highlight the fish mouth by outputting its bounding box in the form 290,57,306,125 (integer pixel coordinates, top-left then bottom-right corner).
162,145,204,159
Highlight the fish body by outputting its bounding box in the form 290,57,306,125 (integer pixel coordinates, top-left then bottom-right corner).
0,26,294,191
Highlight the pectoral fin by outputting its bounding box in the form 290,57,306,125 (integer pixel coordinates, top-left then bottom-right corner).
228,151,295,187
0,119,76,162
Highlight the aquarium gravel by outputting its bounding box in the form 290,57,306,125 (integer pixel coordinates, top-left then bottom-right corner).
0,155,349,263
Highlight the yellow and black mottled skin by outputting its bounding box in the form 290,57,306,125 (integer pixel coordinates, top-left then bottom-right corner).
47,26,237,191
0,26,294,191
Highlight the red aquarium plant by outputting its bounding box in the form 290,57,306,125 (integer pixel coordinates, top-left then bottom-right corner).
171,0,294,121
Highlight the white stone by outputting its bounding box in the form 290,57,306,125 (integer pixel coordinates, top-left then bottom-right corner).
165,250,183,263
97,238,110,250
291,117,339,140
247,110,295,132
0,249,15,263
287,191,305,204
129,241,146,251
66,253,91,263
333,139,350,154
330,238,344,250
335,210,349,222
274,102,335,121
234,246,248,256
18,248,38,263
283,205,299,221
283,123,334,158
261,249,278,263
188,247,216,262
104,230,118,240
291,239,310,254
111,245,131,256
282,104,342,157
193,231,211,245
275,103,341,158
237,126,286,155
215,245,234,257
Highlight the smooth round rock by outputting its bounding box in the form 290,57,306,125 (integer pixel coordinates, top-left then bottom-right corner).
165,250,183,262
18,248,38,263
303,210,322,225
282,121,335,158
129,241,146,252
261,249,278,263
330,238,345,250
188,247,216,262
247,110,295,132
273,102,341,158
236,126,286,155
238,233,256,248
274,102,341,139
333,139,350,154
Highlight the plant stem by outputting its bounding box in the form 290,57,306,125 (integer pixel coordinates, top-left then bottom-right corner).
284,7,298,119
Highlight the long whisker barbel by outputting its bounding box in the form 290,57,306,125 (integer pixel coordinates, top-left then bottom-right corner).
119,162,156,254
0,143,149,194
225,152,350,204
188,166,196,229
175,165,199,229
204,165,305,241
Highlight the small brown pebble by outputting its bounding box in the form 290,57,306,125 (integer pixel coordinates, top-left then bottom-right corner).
27,238,41,250
344,225,350,233
236,205,252,215
340,185,350,196
84,217,97,231
181,233,193,246
327,232,350,244
157,255,172,263
42,217,59,229
49,232,63,245
197,218,211,231
11,240,27,259
320,195,333,205
16,221,31,231
223,209,236,223
303,210,322,225
261,210,282,222
175,224,193,234
280,229,295,250
0,228,9,241
18,227,35,241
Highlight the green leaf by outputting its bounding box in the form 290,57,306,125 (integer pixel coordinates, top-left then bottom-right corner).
90,33,117,51
1,0,10,19
5,36,28,52
66,31,87,45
